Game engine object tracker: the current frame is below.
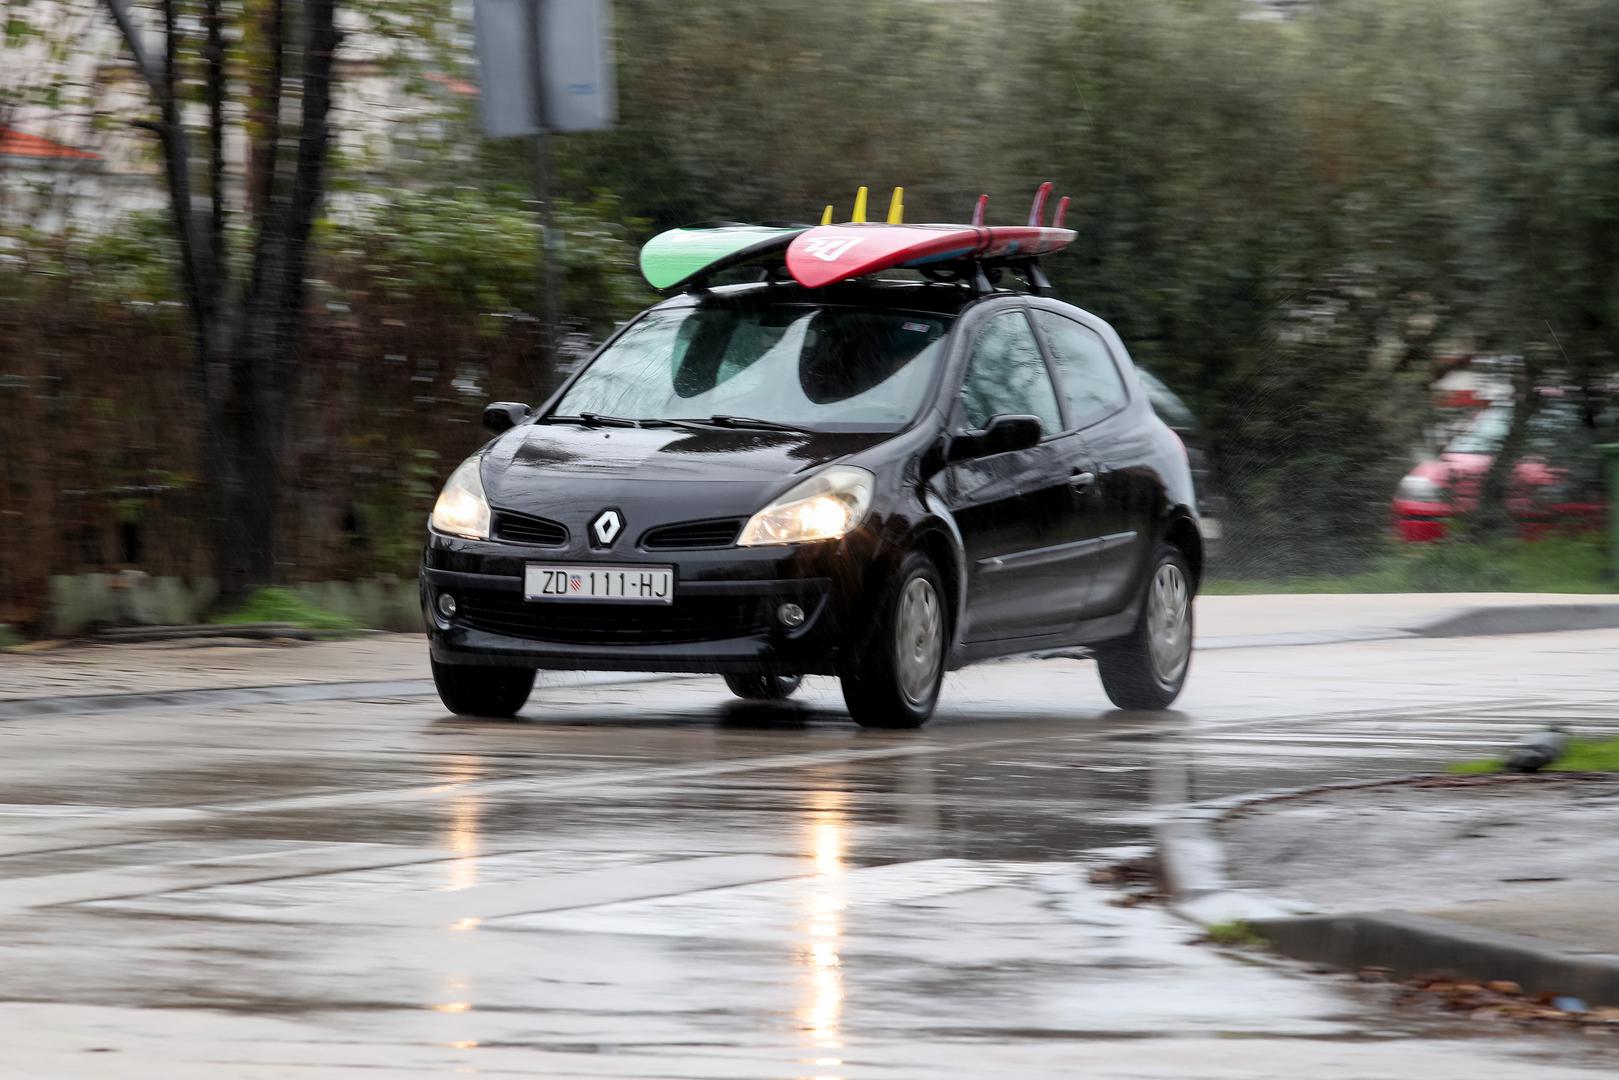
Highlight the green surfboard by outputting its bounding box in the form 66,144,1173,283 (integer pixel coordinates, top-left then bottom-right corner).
638,224,807,291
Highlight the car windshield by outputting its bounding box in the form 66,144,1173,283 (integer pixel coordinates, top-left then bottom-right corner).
551,303,952,432
1445,402,1584,456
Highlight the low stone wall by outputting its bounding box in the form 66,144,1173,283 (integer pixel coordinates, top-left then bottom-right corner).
46,573,423,637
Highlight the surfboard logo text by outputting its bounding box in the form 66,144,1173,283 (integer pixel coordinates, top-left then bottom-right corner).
801,237,862,263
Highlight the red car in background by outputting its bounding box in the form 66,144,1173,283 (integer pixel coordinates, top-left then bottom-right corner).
1392,401,1611,542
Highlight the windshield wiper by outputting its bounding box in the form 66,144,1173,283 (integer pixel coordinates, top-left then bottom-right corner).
540,411,642,428
670,414,813,433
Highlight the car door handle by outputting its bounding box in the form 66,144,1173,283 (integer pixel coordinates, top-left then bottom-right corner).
1069,471,1096,491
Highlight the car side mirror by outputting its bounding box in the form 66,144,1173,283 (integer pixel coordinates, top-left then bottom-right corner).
483,401,532,434
949,414,1044,461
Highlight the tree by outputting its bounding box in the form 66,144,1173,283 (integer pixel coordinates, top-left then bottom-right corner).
1459,0,1619,535
100,0,340,601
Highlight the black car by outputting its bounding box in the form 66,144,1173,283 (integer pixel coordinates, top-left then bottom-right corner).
421,279,1202,727
1134,367,1224,547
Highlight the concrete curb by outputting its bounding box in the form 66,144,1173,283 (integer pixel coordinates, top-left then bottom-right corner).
90,622,324,643
1254,912,1619,1008
0,670,688,722
1154,772,1619,1007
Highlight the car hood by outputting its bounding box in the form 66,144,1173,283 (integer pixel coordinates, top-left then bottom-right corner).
481,422,888,522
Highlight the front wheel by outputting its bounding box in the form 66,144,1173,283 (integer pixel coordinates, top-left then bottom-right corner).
431,659,535,718
840,552,948,729
1094,544,1194,711
724,674,802,701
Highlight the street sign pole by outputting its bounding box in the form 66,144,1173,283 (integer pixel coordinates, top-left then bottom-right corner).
522,0,561,363
474,0,614,373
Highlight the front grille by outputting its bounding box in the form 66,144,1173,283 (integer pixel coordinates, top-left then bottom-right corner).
458,589,772,645
493,509,567,547
641,518,744,550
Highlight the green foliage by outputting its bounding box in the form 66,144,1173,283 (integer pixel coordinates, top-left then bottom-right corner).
1206,534,1615,595
1449,736,1619,776
0,624,22,651
1204,920,1267,948
354,449,440,578
210,587,360,635
326,189,651,333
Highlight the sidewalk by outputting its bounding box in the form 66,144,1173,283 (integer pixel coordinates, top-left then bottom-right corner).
0,634,429,702
4,593,1619,704
1170,774,1619,1010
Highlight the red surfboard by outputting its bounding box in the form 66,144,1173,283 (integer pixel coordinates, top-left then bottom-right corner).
785,223,1075,289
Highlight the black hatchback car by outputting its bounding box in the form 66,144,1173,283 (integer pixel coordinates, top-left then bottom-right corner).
422,279,1201,727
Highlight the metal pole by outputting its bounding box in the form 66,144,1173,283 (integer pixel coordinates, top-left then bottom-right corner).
522,0,561,367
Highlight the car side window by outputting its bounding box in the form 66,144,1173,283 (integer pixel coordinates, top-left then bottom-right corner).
1033,311,1128,429
959,311,1063,435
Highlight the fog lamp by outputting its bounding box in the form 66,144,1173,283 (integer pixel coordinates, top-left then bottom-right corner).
437,592,458,618
777,602,806,628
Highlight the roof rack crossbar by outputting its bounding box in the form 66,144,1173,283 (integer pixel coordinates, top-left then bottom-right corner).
1013,259,1051,296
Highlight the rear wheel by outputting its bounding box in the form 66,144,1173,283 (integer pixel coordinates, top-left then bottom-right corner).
1095,544,1193,711
431,659,535,718
841,552,947,729
724,674,802,701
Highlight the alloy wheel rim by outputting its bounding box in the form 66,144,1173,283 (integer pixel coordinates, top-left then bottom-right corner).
895,576,944,706
1147,562,1191,685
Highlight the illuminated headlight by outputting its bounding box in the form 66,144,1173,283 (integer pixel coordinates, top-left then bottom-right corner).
431,457,491,539
738,465,875,547
1396,474,1445,502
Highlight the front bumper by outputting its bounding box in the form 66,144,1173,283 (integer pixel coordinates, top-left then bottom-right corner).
421,529,884,676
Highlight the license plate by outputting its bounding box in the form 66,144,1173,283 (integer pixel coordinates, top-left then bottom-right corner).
524,564,674,604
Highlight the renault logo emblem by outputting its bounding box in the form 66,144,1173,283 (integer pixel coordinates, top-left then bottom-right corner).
591,509,623,547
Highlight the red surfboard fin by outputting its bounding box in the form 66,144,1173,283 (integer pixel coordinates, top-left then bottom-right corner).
971,194,988,228
1028,182,1054,227
1053,196,1070,229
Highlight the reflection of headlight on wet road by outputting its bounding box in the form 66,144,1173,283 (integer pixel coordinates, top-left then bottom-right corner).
799,792,849,1051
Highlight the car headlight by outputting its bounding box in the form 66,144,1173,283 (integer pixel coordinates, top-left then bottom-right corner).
1396,474,1445,502
738,465,875,546
431,457,491,539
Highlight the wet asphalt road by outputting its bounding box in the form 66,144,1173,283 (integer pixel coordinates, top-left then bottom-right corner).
4,630,1619,1078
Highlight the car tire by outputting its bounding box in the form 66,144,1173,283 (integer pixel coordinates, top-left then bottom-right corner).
1094,543,1194,711
840,551,948,729
431,659,536,719
724,674,803,700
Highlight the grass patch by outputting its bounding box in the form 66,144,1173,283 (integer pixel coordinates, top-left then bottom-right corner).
1207,534,1615,595
1448,736,1619,776
1203,920,1267,948
210,586,360,636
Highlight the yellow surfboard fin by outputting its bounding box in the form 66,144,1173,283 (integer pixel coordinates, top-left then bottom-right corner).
886,186,905,224
852,186,868,224
820,204,834,226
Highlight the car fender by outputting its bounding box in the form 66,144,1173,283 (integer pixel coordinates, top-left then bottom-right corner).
1154,507,1205,592
906,486,970,658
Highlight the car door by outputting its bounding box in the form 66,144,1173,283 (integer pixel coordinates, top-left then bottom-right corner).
945,307,1095,643
1030,308,1152,618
